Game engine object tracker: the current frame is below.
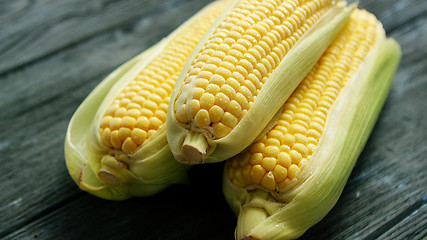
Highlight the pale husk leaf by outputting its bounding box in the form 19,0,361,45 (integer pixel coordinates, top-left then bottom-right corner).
224,35,401,239
168,2,354,164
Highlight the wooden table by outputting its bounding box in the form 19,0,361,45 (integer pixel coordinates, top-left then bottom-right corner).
1,0,426,239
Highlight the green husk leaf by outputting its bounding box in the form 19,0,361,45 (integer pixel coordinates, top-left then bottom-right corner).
224,35,401,239
168,2,354,164
65,0,239,200
64,46,156,200
64,42,189,200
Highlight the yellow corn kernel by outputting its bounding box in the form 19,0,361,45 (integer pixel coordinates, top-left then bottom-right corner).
223,7,401,240
65,0,239,201
98,0,230,154
227,9,381,192
174,0,338,139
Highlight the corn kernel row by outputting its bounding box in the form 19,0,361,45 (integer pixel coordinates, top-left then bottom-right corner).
174,0,336,139
98,1,230,153
226,10,380,192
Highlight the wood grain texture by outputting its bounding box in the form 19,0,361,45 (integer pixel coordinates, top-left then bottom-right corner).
380,202,427,239
0,0,212,119
0,0,215,236
359,0,427,31
0,0,426,239
4,164,236,240
0,0,213,74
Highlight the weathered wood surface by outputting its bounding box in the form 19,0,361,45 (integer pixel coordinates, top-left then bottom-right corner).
0,0,426,239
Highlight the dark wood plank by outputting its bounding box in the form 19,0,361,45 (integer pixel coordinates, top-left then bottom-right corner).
0,0,423,75
0,0,213,75
4,164,236,240
1,0,426,239
0,0,213,119
0,0,216,236
359,0,427,32
380,202,427,239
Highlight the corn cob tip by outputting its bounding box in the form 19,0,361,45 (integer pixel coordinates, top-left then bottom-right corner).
237,206,268,240
96,154,131,187
179,132,210,164
181,145,205,164
98,170,121,187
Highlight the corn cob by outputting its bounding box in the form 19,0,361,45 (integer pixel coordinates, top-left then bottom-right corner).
167,0,354,164
222,9,401,240
64,0,232,200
